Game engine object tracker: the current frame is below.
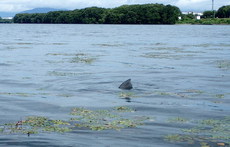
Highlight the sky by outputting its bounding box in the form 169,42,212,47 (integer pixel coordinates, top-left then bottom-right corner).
0,0,229,12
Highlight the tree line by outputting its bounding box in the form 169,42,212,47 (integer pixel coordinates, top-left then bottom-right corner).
0,17,13,23
202,5,230,18
13,4,181,24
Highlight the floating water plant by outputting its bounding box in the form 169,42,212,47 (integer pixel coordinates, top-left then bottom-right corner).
155,91,187,98
165,116,230,146
46,52,97,64
168,117,189,123
48,71,80,76
216,60,230,70
0,116,71,135
119,92,135,98
70,106,145,131
93,43,123,47
0,92,35,97
114,106,135,112
46,53,87,56
70,56,96,64
186,89,204,94
215,94,225,99
0,106,149,135
57,93,74,98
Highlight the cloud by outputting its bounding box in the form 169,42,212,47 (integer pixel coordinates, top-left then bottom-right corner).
176,0,211,11
176,0,230,11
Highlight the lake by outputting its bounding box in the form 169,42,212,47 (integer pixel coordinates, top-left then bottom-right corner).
0,24,230,147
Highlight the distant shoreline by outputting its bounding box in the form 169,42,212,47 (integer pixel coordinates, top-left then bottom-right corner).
1,22,230,25
177,18,230,25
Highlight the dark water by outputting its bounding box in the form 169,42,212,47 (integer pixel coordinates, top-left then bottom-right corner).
0,24,230,147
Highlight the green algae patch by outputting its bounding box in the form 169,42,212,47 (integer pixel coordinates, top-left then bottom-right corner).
114,106,135,112
119,92,135,98
46,52,97,64
168,117,189,123
0,116,71,135
155,91,187,98
0,92,36,97
70,106,146,131
165,116,230,146
216,60,230,70
0,106,149,135
186,89,204,94
48,71,92,77
70,56,96,64
215,94,225,99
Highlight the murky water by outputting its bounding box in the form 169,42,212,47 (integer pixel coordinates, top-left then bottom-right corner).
0,24,230,147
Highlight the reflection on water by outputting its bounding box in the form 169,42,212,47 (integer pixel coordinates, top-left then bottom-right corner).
0,24,230,147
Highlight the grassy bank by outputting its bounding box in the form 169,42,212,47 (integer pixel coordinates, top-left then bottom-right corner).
177,18,230,25
0,19,13,23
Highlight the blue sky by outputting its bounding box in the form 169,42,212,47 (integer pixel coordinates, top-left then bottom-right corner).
0,0,229,12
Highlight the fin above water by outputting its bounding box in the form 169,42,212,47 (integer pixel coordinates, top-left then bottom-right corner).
119,79,133,90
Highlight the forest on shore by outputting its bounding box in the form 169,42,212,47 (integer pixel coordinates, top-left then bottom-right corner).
1,4,229,24
13,4,181,24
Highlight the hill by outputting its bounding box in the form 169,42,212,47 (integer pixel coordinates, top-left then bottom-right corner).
19,8,67,14
0,8,67,18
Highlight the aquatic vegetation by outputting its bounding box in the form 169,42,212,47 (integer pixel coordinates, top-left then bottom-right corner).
168,117,189,123
114,106,135,112
52,43,67,45
48,71,81,76
46,53,87,56
216,60,230,70
141,52,175,59
0,92,35,97
48,71,92,77
145,47,183,51
186,89,204,94
57,93,74,98
189,44,211,48
17,42,33,45
93,43,124,47
46,52,97,64
0,92,51,98
165,116,230,145
156,91,187,98
70,56,96,64
0,116,71,135
70,106,145,131
119,92,135,98
215,94,225,99
165,134,194,143
0,106,149,135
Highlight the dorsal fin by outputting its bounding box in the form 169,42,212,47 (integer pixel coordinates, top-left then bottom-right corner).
119,79,133,90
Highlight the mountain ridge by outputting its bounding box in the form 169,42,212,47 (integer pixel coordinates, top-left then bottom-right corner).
20,8,67,14
0,8,67,18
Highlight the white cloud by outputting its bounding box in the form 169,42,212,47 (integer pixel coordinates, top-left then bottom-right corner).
176,0,211,11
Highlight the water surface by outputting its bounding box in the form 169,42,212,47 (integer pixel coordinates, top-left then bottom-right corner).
0,24,230,147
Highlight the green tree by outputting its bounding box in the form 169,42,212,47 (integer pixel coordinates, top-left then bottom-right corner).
104,10,121,24
80,7,107,24
202,10,216,18
13,13,32,23
42,11,64,23
163,5,181,24
13,4,182,24
216,5,230,18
